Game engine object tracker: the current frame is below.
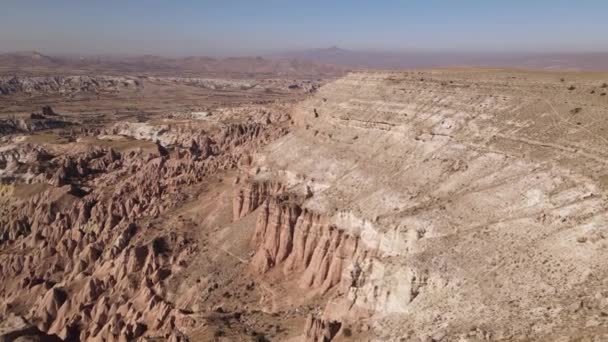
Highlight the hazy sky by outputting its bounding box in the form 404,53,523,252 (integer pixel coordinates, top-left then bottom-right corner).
1,0,607,56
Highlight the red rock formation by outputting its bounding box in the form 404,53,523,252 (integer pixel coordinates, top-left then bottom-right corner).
233,180,285,220
0,116,289,340
0,314,63,341
250,197,302,272
303,314,342,342
246,190,362,294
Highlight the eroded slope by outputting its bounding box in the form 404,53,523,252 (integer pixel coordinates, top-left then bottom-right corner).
235,70,608,341
0,102,294,341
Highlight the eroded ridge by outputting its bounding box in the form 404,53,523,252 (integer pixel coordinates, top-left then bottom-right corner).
0,105,290,340
234,70,608,341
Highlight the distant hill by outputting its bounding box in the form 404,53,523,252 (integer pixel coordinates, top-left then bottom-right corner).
0,51,346,78
4,49,607,77
0,51,61,68
275,47,608,71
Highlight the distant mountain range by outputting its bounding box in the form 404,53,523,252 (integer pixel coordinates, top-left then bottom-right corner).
275,47,608,71
0,51,346,78
2,49,608,78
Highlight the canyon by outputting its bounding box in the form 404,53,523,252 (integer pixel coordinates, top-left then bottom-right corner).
2,67,608,341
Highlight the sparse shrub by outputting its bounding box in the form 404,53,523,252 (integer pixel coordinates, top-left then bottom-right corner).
560,78,565,82
343,327,353,337
591,90,596,94
251,331,270,342
602,83,608,88
570,107,582,114
214,329,225,337
152,237,169,254
568,85,576,91
602,92,607,96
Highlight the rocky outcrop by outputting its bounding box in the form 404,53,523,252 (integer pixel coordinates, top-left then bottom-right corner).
0,106,72,137
0,314,63,342
346,259,432,314
233,181,285,220
41,106,57,116
0,76,141,96
145,77,322,93
102,120,286,152
250,196,302,272
0,119,24,136
0,116,71,137
303,314,342,342
0,144,52,171
244,188,364,295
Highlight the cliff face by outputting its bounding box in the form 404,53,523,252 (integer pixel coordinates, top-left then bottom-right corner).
235,71,608,340
246,192,362,294
232,181,285,220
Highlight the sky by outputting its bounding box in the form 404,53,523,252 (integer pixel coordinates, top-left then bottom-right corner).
1,0,607,56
